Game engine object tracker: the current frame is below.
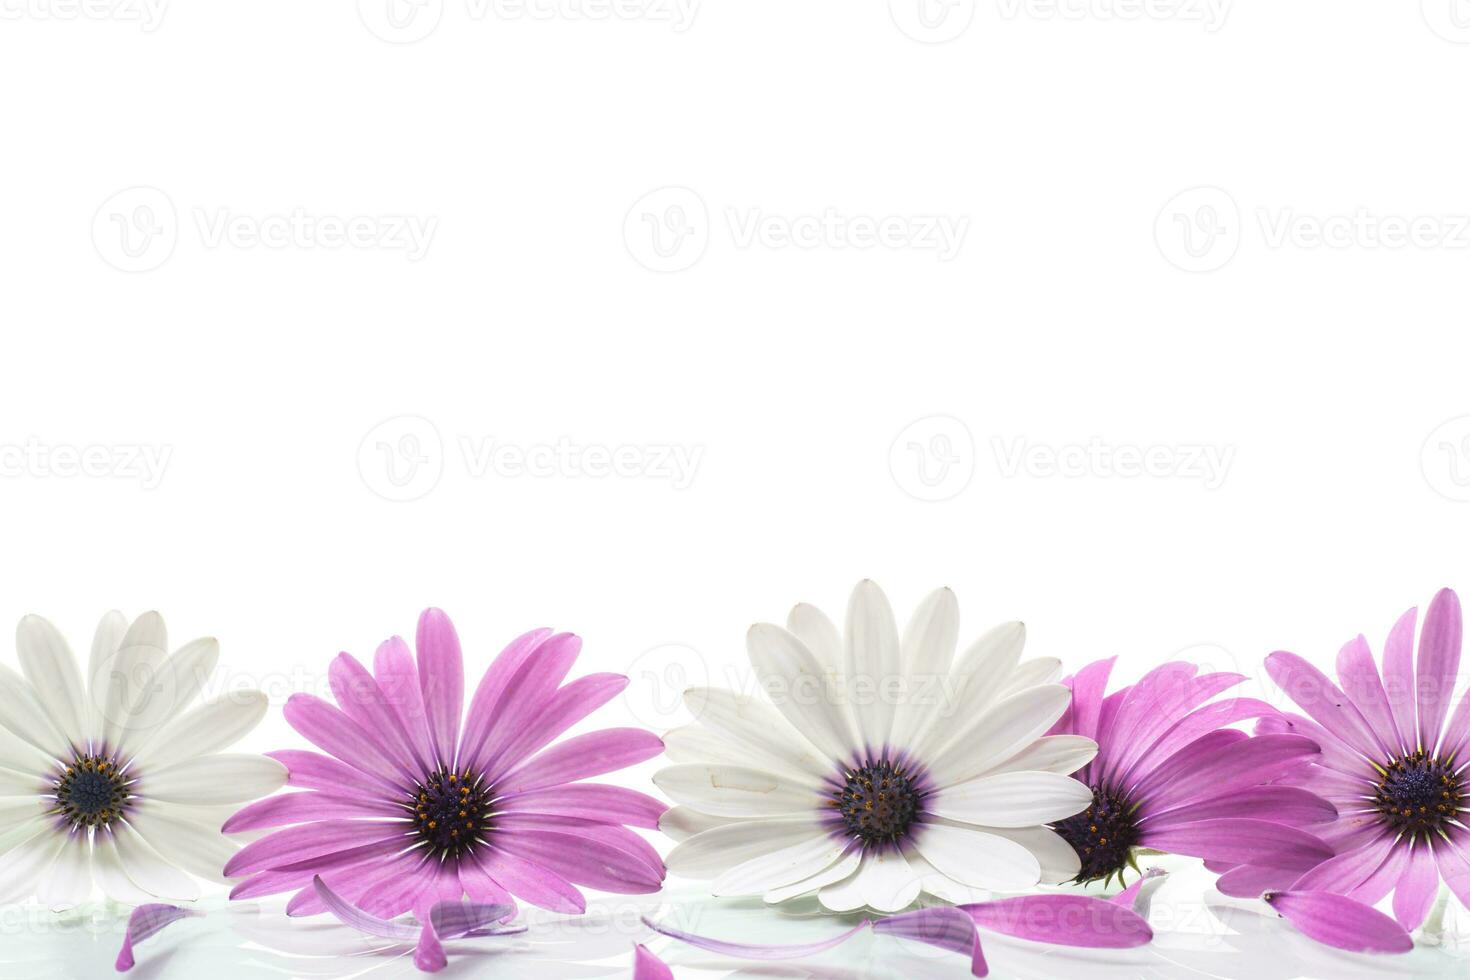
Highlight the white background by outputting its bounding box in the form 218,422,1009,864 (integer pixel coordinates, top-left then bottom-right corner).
5,2,1470,974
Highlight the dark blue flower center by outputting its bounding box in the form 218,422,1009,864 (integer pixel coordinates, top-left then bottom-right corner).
1052,785,1139,884
833,761,923,846
410,767,492,858
1375,752,1462,838
55,754,130,829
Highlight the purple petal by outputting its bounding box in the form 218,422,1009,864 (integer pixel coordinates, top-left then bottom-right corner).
1092,662,1196,786
1216,863,1307,899
266,749,401,798
223,819,408,877
285,847,436,915
1142,818,1332,871
634,945,675,980
1382,607,1419,756
1264,652,1381,760
414,923,447,972
963,894,1152,948
1290,836,1395,895
1110,868,1167,916
1140,786,1337,831
642,915,870,959
497,783,667,829
1433,831,1470,915
417,608,465,770
1128,734,1317,811
494,828,664,892
429,899,518,938
874,906,988,976
457,628,555,774
1263,890,1413,954
115,905,200,972
496,728,664,795
1122,729,1248,806
374,636,438,775
1108,671,1248,790
488,673,628,778
1057,657,1115,745
224,790,399,833
475,846,586,914
312,875,420,940
1336,635,1404,757
283,694,412,788
1125,696,1280,781
329,652,427,778
1393,840,1440,931
1417,588,1462,754
494,815,664,880
471,634,582,779
1253,711,1368,778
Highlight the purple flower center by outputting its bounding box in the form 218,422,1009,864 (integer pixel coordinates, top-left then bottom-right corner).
55,754,130,829
1052,785,1139,884
1374,752,1463,838
410,767,493,859
832,760,924,847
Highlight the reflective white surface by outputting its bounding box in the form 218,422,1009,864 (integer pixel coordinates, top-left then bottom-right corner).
5,869,1470,979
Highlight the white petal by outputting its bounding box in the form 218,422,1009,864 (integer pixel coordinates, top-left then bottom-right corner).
38,829,91,909
844,581,901,755
665,818,828,878
93,612,170,758
659,805,749,843
16,616,87,751
0,798,49,826
899,843,988,905
889,588,959,754
132,690,268,770
116,636,219,758
140,754,287,805
684,688,831,781
929,771,1094,828
127,800,237,883
821,847,921,913
982,825,1082,885
926,684,1072,786
92,831,154,905
713,833,849,896
746,624,854,764
911,822,1041,890
0,726,55,775
785,602,843,676
0,815,47,859
978,735,1099,779
907,621,1025,760
654,764,818,818
663,726,765,769
86,611,128,747
112,824,199,901
0,823,66,903
817,852,871,912
763,846,862,904
1000,657,1063,695
0,664,69,760
0,766,48,797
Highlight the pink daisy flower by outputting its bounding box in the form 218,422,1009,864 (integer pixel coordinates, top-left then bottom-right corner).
1048,657,1336,887
222,609,667,920
1259,587,1470,930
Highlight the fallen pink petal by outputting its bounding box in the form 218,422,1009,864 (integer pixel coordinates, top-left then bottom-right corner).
114,904,201,972
1263,890,1414,955
633,943,675,980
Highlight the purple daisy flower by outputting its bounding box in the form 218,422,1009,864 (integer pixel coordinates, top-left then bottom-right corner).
1047,657,1336,887
222,608,668,920
1258,587,1470,931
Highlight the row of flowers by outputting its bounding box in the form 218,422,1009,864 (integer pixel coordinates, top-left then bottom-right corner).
0,582,1463,974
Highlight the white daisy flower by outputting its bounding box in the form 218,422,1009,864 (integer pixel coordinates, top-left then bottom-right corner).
0,611,287,909
654,581,1097,913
